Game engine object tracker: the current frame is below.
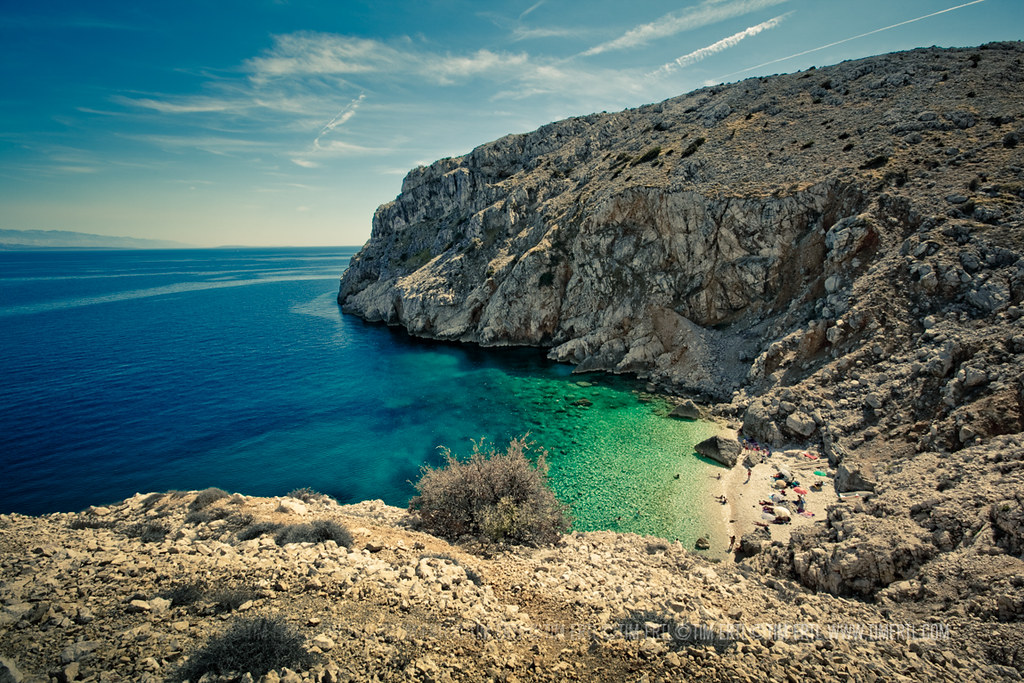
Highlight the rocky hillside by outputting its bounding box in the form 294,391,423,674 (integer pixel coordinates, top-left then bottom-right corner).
2,490,1022,682
340,42,1022,401
336,40,1024,679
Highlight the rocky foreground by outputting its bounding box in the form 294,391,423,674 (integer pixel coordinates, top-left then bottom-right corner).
2,489,1021,682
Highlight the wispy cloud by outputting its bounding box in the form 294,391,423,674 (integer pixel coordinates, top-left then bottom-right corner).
581,0,790,57
717,0,987,80
247,33,532,87
313,93,365,148
114,96,236,114
511,25,581,42
654,13,789,76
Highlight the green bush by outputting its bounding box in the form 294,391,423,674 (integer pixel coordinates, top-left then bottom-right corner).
173,615,318,681
409,436,570,546
189,487,229,511
274,520,353,548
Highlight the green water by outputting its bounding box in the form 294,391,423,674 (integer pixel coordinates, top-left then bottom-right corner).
482,371,727,547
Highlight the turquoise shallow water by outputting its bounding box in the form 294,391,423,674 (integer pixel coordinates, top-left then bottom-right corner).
0,247,726,546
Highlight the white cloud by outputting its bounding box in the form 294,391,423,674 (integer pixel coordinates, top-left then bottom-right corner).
291,158,320,168
654,13,789,75
582,0,790,56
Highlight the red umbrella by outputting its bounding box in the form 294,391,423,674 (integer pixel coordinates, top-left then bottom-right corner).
792,487,809,495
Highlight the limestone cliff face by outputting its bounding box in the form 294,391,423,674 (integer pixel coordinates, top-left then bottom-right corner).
341,43,1023,401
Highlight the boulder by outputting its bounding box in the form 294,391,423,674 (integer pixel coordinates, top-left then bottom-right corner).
785,412,817,437
835,463,876,493
694,435,742,468
669,400,701,420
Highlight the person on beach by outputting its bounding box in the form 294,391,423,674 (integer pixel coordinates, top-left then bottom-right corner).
745,468,752,483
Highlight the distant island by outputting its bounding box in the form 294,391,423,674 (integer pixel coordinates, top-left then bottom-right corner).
0,228,194,250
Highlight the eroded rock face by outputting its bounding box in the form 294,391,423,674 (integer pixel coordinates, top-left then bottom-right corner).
342,44,1023,410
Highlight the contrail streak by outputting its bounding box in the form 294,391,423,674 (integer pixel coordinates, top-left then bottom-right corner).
718,0,987,80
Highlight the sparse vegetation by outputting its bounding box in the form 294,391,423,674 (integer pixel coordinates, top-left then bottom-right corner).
173,615,318,682
631,146,662,166
287,487,333,504
123,522,170,543
209,585,259,613
160,580,208,608
67,517,116,530
408,436,570,546
274,519,353,548
859,154,888,169
679,137,706,158
236,520,283,542
189,487,229,511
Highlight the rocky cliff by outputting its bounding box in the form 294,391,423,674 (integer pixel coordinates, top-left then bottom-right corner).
340,42,1023,403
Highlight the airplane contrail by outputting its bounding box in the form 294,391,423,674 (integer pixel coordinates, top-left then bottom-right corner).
718,0,987,80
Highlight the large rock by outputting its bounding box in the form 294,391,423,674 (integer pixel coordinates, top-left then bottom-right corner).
835,463,876,493
669,400,701,420
693,435,742,468
785,412,817,437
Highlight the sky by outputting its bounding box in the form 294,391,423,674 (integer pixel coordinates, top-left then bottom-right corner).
0,0,1020,247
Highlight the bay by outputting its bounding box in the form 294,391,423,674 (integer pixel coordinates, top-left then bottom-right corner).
0,247,725,546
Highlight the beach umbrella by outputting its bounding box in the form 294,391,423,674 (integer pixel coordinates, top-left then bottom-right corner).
813,470,828,477
770,493,787,504
773,479,787,489
761,511,777,522
777,466,793,482
793,487,809,495
774,506,791,519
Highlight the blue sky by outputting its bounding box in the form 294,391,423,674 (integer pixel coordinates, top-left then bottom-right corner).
1,0,1019,247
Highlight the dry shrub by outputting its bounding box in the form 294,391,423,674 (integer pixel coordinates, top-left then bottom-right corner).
189,487,229,511
409,436,569,546
274,520,352,548
173,614,317,681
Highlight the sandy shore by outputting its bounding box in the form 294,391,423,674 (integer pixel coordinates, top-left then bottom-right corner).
719,443,840,551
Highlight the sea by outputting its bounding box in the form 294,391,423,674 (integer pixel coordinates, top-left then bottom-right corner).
0,247,725,546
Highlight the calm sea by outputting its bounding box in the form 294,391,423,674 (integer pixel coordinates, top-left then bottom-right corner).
0,248,724,544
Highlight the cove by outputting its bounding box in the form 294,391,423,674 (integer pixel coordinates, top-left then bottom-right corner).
0,248,727,549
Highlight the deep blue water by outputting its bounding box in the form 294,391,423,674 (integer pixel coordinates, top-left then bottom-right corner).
0,248,723,543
